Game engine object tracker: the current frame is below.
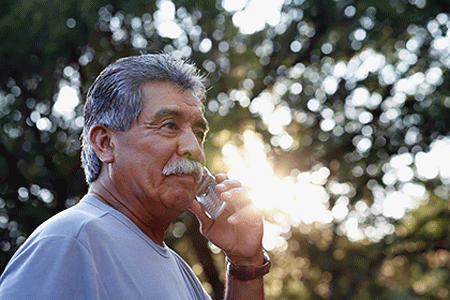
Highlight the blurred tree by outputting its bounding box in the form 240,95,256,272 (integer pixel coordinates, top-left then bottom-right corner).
1,0,450,299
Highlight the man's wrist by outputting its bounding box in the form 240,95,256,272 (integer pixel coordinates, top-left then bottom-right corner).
226,250,271,281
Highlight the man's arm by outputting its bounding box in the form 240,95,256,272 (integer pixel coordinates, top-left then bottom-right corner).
190,173,268,299
226,276,265,299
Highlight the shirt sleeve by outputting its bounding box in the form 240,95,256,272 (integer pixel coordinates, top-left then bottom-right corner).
0,235,109,300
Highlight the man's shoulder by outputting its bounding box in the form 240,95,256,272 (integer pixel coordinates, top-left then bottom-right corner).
31,195,109,239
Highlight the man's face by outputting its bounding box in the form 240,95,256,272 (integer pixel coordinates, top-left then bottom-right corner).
109,81,208,218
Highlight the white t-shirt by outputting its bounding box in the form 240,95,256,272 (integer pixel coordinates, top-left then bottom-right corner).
0,195,212,300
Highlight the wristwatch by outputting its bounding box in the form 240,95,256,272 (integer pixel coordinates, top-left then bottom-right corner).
226,250,271,280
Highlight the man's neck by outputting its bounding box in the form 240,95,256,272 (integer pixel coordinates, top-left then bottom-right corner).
88,181,172,246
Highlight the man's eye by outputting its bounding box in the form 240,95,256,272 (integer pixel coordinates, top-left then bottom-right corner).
195,130,206,142
162,121,178,130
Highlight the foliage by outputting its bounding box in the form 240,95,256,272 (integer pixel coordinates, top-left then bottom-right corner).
1,0,450,299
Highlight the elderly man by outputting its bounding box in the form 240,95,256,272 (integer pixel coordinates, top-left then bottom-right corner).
0,54,269,299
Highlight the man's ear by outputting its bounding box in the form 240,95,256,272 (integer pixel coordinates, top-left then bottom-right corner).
89,124,115,164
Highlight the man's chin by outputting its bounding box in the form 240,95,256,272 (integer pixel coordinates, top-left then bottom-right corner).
161,192,196,212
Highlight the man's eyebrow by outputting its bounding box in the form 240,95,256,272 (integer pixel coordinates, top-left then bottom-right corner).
154,108,183,120
153,108,209,131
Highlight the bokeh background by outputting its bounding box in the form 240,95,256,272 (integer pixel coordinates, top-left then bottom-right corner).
1,0,450,299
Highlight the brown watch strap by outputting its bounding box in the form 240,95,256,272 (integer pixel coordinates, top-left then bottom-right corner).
226,250,271,280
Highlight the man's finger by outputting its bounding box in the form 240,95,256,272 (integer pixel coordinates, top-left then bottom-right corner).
189,200,214,228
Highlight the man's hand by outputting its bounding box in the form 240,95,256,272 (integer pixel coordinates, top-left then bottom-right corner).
190,173,265,266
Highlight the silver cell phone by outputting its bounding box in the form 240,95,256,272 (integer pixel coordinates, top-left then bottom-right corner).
196,167,227,219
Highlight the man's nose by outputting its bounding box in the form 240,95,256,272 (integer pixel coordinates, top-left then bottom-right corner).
177,129,204,162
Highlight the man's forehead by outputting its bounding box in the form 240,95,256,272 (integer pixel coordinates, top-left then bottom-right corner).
139,81,208,127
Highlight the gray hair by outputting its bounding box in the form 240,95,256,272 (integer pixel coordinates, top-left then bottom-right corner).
81,54,206,183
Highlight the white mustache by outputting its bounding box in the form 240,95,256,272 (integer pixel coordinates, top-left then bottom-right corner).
162,158,205,182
